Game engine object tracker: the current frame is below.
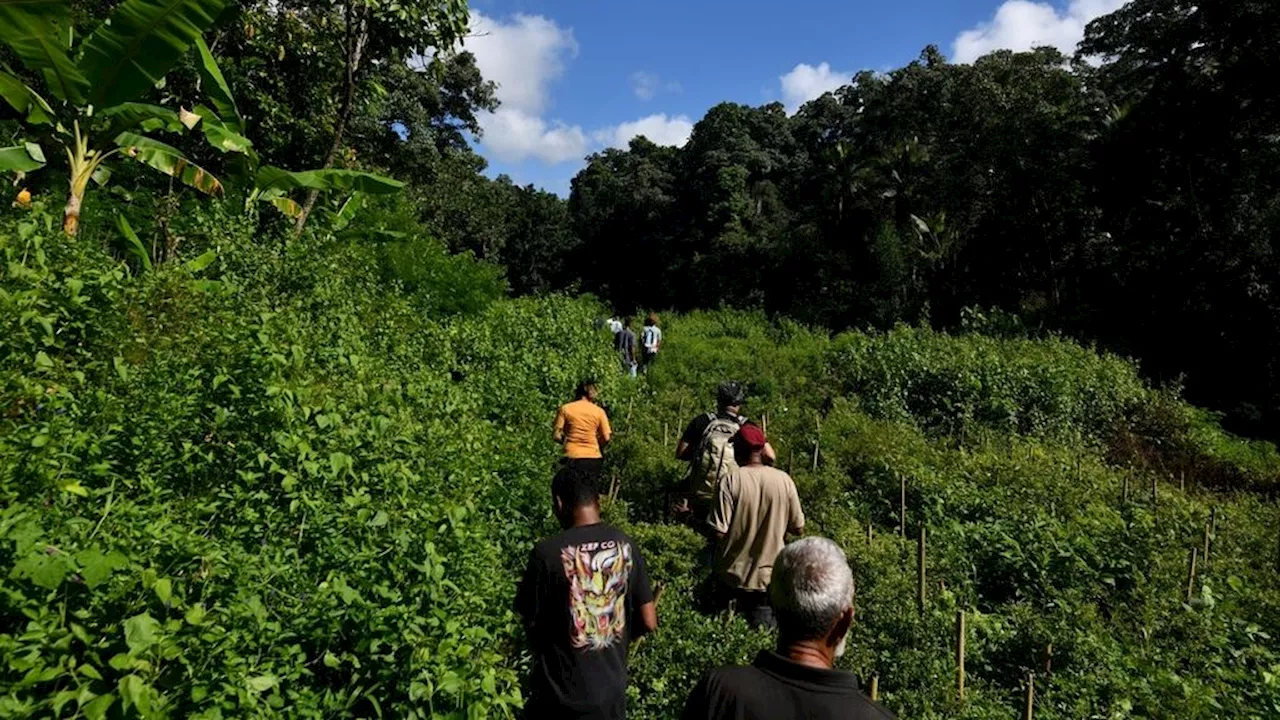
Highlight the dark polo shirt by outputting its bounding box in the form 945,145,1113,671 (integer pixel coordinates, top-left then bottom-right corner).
681,650,894,720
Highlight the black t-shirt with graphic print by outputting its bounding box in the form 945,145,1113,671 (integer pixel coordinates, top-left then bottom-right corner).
515,522,654,718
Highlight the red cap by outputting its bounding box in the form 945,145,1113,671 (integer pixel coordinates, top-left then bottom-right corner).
733,423,768,451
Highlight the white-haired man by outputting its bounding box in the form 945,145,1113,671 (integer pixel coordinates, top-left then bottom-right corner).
680,537,893,719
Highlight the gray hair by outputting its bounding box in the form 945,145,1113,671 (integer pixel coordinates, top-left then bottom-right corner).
769,537,854,640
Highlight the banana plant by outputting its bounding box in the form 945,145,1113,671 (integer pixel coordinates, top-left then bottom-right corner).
0,0,234,235
0,0,403,237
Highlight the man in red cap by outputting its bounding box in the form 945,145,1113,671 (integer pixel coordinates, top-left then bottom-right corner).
707,422,805,629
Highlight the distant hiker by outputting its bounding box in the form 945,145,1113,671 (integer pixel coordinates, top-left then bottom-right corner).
554,380,612,482
607,316,623,337
615,317,638,378
708,423,804,628
681,537,893,720
516,468,658,719
675,382,775,520
639,313,663,374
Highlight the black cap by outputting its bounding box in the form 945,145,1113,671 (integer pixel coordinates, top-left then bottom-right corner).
717,381,746,407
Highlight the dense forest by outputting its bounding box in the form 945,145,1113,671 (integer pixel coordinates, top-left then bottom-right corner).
3,0,1280,718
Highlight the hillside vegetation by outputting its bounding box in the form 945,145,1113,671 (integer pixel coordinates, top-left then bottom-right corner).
4,205,1280,719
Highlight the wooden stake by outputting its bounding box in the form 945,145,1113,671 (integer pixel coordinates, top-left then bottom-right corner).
955,610,966,701
663,421,669,447
812,414,821,472
867,521,874,545
788,451,794,474
1043,644,1054,675
1180,470,1186,493
899,473,907,537
1186,547,1199,603
1151,474,1158,511
1202,520,1211,569
1024,672,1035,720
852,577,857,621
870,675,879,702
1122,473,1130,504
917,526,927,615
762,411,769,437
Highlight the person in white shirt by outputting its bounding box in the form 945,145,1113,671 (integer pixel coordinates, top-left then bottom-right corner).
640,312,662,374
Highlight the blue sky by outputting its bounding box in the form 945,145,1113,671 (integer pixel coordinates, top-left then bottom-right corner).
459,0,1127,195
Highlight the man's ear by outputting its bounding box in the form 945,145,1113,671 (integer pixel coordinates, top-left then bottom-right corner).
829,606,854,648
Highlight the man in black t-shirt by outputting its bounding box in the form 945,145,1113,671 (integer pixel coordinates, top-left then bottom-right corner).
681,537,894,720
516,469,658,719
674,381,777,521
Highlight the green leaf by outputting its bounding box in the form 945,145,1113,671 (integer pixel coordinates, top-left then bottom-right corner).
254,166,404,196
116,214,153,273
0,70,54,124
115,131,223,196
191,105,255,158
118,675,153,715
123,613,161,654
246,674,278,693
19,553,70,589
0,144,46,173
193,36,241,133
183,249,217,274
76,549,128,589
153,577,172,605
82,693,115,720
322,651,340,668
267,195,301,219
78,0,230,108
332,192,365,232
0,0,90,103
100,102,186,134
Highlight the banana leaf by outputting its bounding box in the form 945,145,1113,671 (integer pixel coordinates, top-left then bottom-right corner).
115,131,222,196
115,214,153,272
0,143,46,173
99,102,186,135
0,70,54,125
191,105,255,158
79,0,229,108
254,166,404,195
0,0,89,103
193,36,242,133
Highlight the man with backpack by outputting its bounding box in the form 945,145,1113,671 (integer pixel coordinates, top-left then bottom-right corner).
674,382,776,523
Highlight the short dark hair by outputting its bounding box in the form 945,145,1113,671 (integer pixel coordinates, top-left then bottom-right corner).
623,316,634,327
552,468,600,508
575,379,597,399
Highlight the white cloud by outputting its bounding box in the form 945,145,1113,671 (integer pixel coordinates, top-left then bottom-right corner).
463,12,589,163
952,0,1129,64
595,114,694,150
779,62,852,112
479,109,590,164
462,12,690,170
465,12,576,115
631,71,661,101
630,71,682,101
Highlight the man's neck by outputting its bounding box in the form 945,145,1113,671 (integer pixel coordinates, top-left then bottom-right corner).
779,639,835,670
569,506,601,528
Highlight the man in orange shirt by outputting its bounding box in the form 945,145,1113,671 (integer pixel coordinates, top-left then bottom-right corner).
554,380,613,483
